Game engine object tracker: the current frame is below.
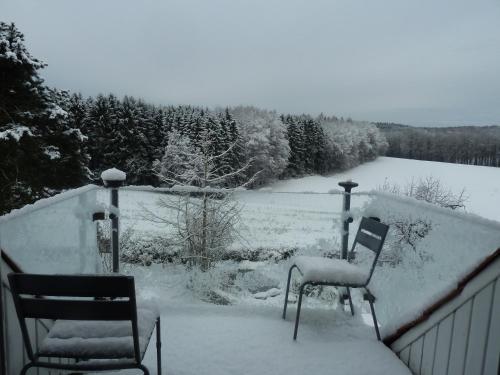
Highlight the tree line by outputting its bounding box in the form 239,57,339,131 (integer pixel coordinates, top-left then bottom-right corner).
1,22,387,214
377,122,500,167
59,96,388,186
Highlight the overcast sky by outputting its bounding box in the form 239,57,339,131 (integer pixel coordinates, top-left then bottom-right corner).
3,0,500,126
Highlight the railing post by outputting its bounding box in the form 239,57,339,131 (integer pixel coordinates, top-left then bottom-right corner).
101,168,126,273
338,180,358,260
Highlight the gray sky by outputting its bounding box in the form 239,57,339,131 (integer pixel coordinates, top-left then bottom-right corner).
3,0,500,126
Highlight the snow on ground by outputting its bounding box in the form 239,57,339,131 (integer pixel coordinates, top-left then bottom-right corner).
233,191,341,249
266,156,500,221
115,188,343,250
3,157,498,374
140,304,410,375
126,264,409,375
102,157,500,374
114,157,500,319
115,157,500,252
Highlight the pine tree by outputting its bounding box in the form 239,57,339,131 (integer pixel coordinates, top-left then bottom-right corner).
0,22,88,214
282,115,306,176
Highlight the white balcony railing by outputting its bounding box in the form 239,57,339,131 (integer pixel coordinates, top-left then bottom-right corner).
0,185,102,374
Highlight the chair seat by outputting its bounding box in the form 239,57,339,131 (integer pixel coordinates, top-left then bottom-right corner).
38,303,159,360
294,256,368,286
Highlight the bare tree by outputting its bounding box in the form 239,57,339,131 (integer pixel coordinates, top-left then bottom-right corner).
150,130,256,270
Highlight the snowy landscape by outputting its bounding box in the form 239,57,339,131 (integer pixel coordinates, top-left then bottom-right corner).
4,156,499,374
2,1,500,373
118,156,500,244
108,157,500,374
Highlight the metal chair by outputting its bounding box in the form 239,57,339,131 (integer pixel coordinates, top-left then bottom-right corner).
8,273,162,374
282,217,389,340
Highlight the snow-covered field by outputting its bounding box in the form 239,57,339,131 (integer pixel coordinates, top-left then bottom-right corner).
111,157,500,374
261,156,500,221
117,156,500,251
117,188,342,251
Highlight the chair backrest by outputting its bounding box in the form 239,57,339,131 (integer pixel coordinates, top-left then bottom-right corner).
7,273,141,362
350,217,389,284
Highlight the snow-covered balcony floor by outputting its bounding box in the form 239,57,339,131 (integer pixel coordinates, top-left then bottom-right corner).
137,304,410,375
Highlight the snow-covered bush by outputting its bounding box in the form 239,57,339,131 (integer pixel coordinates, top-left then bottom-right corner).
375,177,468,262
365,202,432,265
221,247,297,262
120,234,179,266
98,223,178,268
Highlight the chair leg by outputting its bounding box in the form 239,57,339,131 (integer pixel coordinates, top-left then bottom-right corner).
156,317,162,374
282,265,297,320
364,289,381,341
293,283,307,340
346,287,355,316
20,363,34,375
138,364,150,375
369,300,381,341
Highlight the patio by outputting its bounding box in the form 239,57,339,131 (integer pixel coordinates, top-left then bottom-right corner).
138,303,410,375
2,174,500,374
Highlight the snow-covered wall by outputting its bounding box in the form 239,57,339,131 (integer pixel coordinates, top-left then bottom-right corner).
360,192,500,339
0,185,101,274
390,255,499,375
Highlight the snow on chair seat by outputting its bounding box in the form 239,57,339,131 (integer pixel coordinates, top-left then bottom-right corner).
38,305,158,360
294,256,368,285
8,273,162,375
283,217,389,341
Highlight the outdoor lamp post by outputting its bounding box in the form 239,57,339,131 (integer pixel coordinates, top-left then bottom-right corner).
101,168,126,273
338,180,358,260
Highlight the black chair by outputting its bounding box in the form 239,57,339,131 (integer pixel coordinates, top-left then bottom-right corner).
283,217,389,340
8,273,162,374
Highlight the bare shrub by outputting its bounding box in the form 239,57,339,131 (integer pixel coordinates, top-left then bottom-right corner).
380,176,467,210
378,177,467,262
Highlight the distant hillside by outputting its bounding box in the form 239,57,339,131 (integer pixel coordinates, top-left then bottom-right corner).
374,122,410,130
375,123,500,167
